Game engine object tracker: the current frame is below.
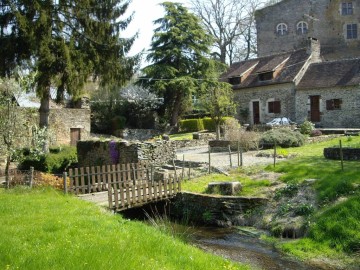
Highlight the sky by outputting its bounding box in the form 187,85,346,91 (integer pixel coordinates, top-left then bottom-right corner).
123,0,190,68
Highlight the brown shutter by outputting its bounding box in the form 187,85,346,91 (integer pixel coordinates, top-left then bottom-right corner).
274,101,281,113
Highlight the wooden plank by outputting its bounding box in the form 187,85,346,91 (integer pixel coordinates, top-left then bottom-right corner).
74,168,79,195
90,166,96,192
121,163,126,188
101,165,107,190
168,177,173,197
107,184,113,209
136,183,142,205
113,184,119,209
163,179,167,198
107,165,112,189
116,164,121,189
85,167,91,193
126,163,131,186
142,181,147,203
94,166,100,191
119,185,125,208
69,168,73,193
124,164,131,205
154,181,158,199
80,167,85,194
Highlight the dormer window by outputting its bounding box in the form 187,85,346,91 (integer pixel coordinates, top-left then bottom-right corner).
258,71,273,81
342,2,353,15
297,21,308,34
228,76,241,85
276,23,288,36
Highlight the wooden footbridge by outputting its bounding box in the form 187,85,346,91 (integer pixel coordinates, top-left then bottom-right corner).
64,162,181,211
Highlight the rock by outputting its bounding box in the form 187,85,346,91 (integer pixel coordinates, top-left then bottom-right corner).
207,181,242,195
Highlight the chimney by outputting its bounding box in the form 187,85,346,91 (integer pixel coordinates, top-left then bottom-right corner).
307,37,321,62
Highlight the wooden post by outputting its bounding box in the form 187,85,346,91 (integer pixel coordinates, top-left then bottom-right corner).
340,140,344,171
29,167,34,188
208,146,211,174
63,172,68,194
150,165,154,183
240,147,243,167
86,167,91,194
228,145,232,168
172,159,177,180
274,143,277,167
182,155,185,179
237,142,240,167
188,162,191,180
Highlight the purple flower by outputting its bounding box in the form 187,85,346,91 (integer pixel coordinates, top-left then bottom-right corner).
109,141,119,164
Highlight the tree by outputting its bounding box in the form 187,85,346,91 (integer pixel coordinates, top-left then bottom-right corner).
190,0,265,64
200,80,236,140
0,78,24,188
140,2,214,126
0,0,139,134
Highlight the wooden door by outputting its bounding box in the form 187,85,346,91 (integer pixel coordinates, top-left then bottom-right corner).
70,128,81,146
252,101,260,124
310,96,321,122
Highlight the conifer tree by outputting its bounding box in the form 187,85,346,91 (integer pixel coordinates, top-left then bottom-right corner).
0,0,138,131
141,2,214,126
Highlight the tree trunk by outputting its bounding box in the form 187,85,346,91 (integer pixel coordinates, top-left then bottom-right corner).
5,155,10,189
215,124,221,140
39,87,50,152
170,91,182,127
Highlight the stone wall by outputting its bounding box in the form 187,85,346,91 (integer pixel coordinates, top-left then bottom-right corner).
49,108,91,145
77,140,176,167
256,0,360,60
296,86,360,127
172,192,268,227
116,129,162,141
324,147,360,160
234,83,296,125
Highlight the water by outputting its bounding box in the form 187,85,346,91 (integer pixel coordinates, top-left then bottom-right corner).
190,227,324,270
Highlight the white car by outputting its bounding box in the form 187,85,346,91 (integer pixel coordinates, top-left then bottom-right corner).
266,117,296,126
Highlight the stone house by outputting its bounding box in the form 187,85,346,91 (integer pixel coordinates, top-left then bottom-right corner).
256,0,360,60
15,92,91,146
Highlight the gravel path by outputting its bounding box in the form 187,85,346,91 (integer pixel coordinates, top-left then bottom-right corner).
176,145,276,171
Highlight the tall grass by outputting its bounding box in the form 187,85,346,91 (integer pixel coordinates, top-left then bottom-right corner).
0,187,249,270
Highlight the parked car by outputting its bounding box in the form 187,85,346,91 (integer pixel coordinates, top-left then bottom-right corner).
266,117,296,126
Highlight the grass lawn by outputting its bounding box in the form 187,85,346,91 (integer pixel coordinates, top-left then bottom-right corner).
0,187,249,270
182,135,360,265
169,132,194,140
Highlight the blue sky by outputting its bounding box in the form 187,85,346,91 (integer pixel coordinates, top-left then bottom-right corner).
123,0,189,67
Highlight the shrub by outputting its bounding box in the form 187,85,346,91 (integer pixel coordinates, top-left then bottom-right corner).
310,129,322,137
179,119,204,132
202,117,216,131
260,128,306,148
299,120,314,135
19,146,77,174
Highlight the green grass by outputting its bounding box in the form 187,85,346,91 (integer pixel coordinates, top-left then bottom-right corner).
169,132,194,140
182,173,271,196
0,187,249,270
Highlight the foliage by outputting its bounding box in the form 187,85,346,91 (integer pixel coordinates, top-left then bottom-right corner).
299,120,315,135
179,119,205,132
202,117,216,131
19,146,77,174
0,0,139,130
140,2,216,126
200,80,236,139
260,128,306,148
0,188,248,270
190,0,262,64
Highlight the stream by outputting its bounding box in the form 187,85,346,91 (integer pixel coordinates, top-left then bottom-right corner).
189,226,323,270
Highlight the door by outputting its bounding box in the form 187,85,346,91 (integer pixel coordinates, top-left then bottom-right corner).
310,96,321,122
252,101,260,124
70,128,81,146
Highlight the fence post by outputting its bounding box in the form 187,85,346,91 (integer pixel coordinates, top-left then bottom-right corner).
208,146,211,174
63,172,68,194
228,145,232,168
240,147,243,167
273,143,277,167
29,167,34,188
172,159,177,180
340,140,344,171
182,155,185,179
188,162,191,180
237,142,240,167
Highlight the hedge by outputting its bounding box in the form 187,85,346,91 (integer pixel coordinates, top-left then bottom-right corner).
179,117,236,132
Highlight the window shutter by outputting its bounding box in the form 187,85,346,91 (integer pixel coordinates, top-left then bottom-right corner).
274,101,281,113
326,100,333,110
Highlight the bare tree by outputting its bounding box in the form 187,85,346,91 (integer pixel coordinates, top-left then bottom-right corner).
190,0,267,64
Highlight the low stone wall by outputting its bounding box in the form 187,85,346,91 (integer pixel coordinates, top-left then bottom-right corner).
116,129,162,141
172,192,268,227
208,140,239,151
171,139,208,149
77,140,176,167
324,147,360,160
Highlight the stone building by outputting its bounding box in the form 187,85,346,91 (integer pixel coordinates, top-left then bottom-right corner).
256,0,360,60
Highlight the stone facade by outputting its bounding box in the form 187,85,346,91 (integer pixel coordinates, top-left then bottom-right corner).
324,147,360,160
296,86,360,127
234,83,296,124
256,0,360,60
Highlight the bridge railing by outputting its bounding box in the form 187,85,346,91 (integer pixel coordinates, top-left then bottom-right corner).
107,175,181,211
66,161,151,195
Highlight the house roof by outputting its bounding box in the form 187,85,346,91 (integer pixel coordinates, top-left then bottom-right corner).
221,49,310,89
298,58,360,89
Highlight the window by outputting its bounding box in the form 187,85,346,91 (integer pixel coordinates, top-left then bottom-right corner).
326,99,342,110
276,23,288,36
347,24,358,39
268,100,281,114
342,2,353,15
228,76,241,85
258,71,273,81
297,21,308,34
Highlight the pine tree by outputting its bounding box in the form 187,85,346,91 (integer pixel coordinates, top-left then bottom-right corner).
0,0,138,132
140,2,214,126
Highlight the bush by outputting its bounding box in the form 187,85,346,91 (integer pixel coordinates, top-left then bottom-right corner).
260,128,306,148
202,117,216,131
179,119,204,132
299,120,314,135
19,146,77,174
